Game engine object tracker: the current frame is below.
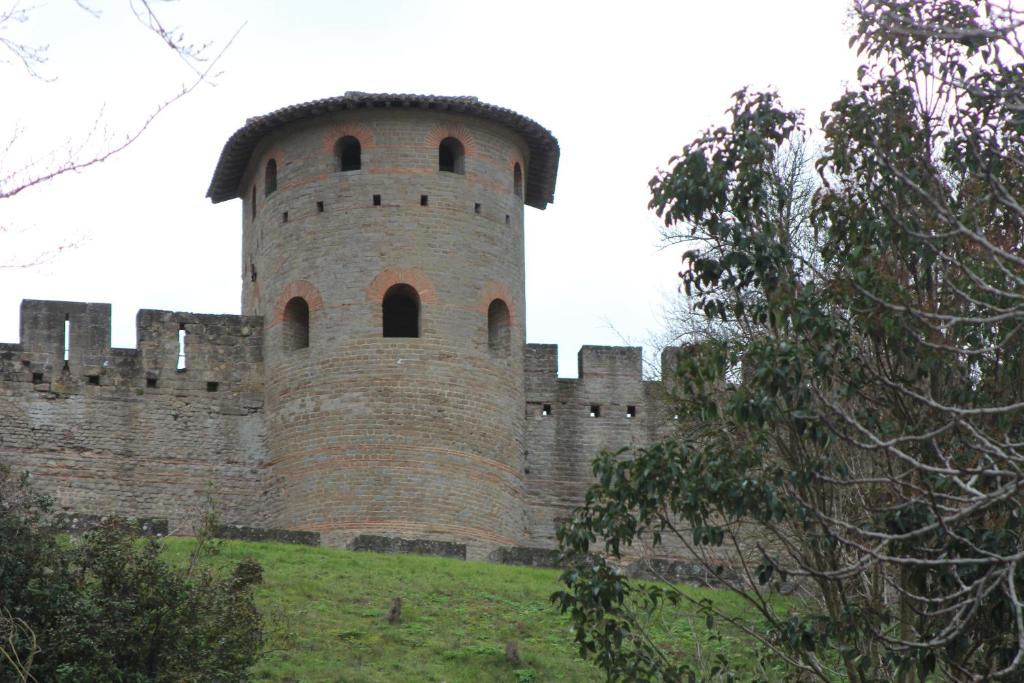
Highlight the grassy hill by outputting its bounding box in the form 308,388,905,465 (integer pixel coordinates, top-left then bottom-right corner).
161,538,772,682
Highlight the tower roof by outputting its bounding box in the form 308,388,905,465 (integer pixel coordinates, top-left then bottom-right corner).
206,92,560,209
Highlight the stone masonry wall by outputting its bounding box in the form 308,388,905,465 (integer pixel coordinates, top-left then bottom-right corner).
0,300,268,530
240,109,531,557
523,344,673,548
0,301,686,557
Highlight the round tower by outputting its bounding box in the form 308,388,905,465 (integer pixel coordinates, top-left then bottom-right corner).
207,92,559,555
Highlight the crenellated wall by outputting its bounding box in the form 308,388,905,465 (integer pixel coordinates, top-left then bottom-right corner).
0,300,268,530
0,95,699,560
522,344,675,546
0,299,688,554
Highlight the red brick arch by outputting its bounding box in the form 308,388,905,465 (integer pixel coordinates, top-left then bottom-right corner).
366,268,438,305
506,149,527,170
258,145,285,176
320,124,376,154
476,281,517,324
425,123,478,157
272,280,324,325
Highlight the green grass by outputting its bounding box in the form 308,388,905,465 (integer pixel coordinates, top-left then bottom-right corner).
161,538,781,682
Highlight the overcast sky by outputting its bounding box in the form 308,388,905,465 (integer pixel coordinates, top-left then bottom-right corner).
0,0,858,377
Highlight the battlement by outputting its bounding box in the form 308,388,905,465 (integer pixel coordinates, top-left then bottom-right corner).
524,343,655,419
0,300,263,392
526,343,645,390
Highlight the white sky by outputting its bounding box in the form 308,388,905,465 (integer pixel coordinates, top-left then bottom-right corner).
0,0,858,377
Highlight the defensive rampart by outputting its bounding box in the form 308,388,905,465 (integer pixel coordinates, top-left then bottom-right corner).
0,300,267,531
0,300,691,559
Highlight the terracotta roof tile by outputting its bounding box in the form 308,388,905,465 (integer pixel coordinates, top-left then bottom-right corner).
206,92,559,209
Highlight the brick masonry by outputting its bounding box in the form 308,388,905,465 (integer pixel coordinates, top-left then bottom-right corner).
0,95,684,562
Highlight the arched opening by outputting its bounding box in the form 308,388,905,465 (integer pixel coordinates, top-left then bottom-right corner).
382,284,420,338
487,299,510,356
265,159,278,196
513,163,523,197
438,137,465,174
282,297,310,350
336,136,361,171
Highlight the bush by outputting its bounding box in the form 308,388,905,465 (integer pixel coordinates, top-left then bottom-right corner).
0,466,263,682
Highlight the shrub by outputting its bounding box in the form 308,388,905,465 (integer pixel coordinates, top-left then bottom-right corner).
0,466,263,682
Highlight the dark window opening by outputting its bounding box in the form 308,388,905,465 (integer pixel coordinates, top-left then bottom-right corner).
626,405,637,418
283,297,310,351
505,214,510,226
251,185,257,219
87,374,100,386
382,284,420,338
265,159,278,196
589,404,601,418
438,137,465,174
542,403,552,417
206,381,219,392
146,377,158,389
336,136,362,171
282,211,289,223
474,202,481,215
32,372,43,384
250,262,257,282
513,162,523,197
316,200,324,213
373,194,381,206
487,298,510,356
420,195,428,206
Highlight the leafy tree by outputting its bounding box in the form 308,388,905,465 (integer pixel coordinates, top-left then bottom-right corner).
554,1,1024,680
0,465,263,682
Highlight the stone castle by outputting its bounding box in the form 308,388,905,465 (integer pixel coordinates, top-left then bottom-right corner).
0,93,675,561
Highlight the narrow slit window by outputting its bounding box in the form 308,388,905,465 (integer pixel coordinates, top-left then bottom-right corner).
589,405,601,418
251,185,257,219
373,194,381,206
316,201,324,213
283,297,310,351
264,159,278,196
505,214,510,226
336,136,362,171
63,315,70,362
177,324,187,371
626,405,637,418
250,262,257,282
487,299,510,357
438,137,465,174
541,403,552,417
382,284,420,338
474,203,481,215
282,211,289,223
513,162,523,197
420,195,428,206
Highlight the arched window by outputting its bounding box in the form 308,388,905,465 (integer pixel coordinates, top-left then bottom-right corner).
265,159,278,196
513,163,523,197
438,137,465,174
336,136,361,171
282,297,310,350
382,284,420,338
488,299,510,356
